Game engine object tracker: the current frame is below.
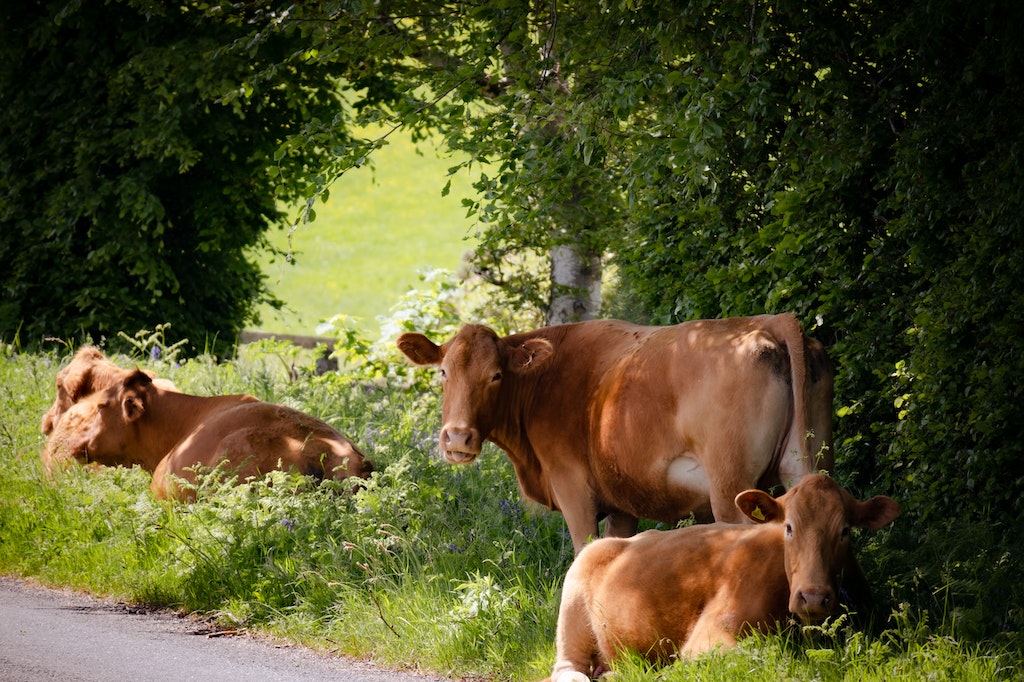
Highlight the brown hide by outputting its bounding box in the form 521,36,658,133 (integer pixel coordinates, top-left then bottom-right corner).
41,346,176,438
43,369,372,501
547,475,900,681
398,314,834,552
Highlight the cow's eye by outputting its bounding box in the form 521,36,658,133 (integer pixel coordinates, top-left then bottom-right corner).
841,526,851,540
785,523,794,538
491,371,502,383
439,368,447,380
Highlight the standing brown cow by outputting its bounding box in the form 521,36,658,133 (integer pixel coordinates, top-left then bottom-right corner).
546,474,900,680
398,314,833,553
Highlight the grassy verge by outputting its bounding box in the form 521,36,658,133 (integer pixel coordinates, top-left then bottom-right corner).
1,341,1020,680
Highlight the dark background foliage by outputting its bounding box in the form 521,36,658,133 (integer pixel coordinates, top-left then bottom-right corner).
0,1,348,356
604,1,1024,534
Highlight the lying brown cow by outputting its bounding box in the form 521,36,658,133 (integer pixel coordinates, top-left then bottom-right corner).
43,369,372,500
398,314,833,552
41,346,176,436
547,474,900,681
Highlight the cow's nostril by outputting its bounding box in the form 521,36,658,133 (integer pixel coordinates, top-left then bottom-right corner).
445,430,467,447
441,426,480,454
798,589,833,615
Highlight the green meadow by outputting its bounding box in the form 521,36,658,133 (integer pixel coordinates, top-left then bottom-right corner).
255,130,479,339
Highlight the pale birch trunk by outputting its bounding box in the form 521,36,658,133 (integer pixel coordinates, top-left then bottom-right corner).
548,243,602,325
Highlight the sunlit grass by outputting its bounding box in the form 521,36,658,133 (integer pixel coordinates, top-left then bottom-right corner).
255,130,479,338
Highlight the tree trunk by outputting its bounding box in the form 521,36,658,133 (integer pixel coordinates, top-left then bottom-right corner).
548,243,601,324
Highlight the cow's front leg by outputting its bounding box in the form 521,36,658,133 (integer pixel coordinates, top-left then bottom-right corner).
552,483,601,554
708,479,754,524
678,599,739,657
602,511,639,539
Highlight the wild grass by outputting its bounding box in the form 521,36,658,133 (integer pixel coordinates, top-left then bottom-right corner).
1,333,1021,680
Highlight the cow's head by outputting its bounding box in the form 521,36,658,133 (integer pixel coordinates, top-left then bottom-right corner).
42,346,118,435
734,474,900,625
397,325,552,464
41,346,169,436
42,369,154,473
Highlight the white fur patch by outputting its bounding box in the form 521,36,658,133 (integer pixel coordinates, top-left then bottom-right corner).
666,457,710,497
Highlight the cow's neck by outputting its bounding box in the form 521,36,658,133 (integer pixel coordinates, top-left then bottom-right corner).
489,366,562,510
133,389,252,469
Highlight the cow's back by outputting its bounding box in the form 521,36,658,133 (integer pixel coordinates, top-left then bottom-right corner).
583,525,785,657
152,399,369,498
551,523,788,680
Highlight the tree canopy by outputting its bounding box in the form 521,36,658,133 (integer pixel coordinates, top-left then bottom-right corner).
0,1,369,355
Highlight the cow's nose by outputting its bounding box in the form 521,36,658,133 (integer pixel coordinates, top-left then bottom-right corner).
440,425,481,460
793,588,834,622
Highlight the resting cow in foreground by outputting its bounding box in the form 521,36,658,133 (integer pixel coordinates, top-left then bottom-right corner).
43,369,373,500
398,314,833,552
547,474,901,681
41,345,177,436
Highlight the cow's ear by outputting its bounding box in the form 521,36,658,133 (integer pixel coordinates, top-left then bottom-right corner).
63,367,92,401
735,489,783,524
121,370,152,422
124,369,153,390
853,495,901,530
396,333,442,366
122,394,146,422
509,338,553,373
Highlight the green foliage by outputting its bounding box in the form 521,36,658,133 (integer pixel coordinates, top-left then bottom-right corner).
0,1,366,356
316,266,543,389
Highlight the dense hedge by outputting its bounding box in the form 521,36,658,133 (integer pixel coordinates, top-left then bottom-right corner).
0,2,354,356
604,1,1024,535
595,2,1024,636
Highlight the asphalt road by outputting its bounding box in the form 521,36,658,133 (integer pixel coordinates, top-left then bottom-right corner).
0,576,451,682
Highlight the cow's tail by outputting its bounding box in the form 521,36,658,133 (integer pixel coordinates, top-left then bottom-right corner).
773,313,834,486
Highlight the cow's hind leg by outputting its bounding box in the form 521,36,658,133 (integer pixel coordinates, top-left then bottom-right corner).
708,478,755,524
703,447,764,524
550,568,604,681
551,478,602,553
602,511,638,539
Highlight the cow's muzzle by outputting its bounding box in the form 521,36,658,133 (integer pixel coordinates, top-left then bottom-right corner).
790,586,836,625
440,425,481,464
